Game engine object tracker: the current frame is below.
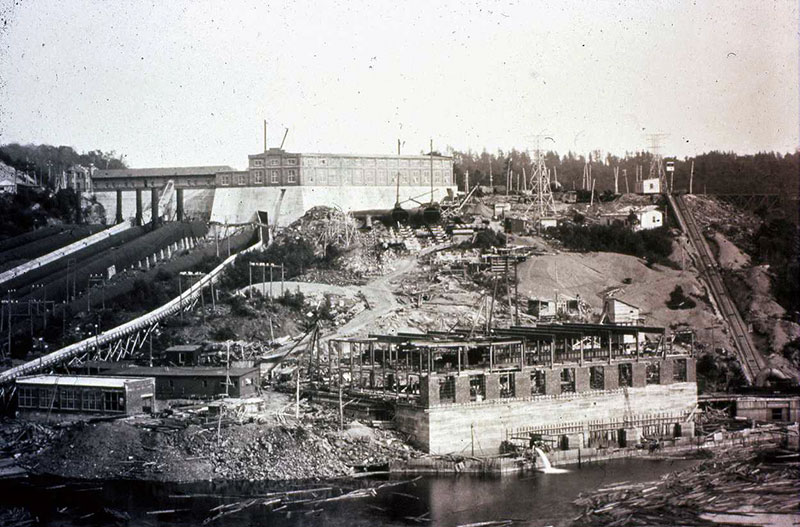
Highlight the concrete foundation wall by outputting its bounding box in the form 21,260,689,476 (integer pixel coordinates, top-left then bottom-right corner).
210,184,456,226
395,382,697,455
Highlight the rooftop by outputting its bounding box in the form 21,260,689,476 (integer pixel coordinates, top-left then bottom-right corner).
17,375,148,389
93,166,235,179
108,366,257,377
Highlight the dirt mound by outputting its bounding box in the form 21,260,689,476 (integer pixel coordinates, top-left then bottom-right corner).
516,251,731,347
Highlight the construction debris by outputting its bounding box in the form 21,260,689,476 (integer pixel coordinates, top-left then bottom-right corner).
573,444,799,527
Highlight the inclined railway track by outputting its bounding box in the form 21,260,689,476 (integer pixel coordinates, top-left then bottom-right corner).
668,193,763,384
0,239,262,398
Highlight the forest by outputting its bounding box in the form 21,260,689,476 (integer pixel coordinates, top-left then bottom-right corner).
0,143,127,187
450,148,799,199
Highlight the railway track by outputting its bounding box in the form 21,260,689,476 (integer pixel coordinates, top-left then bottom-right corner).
667,193,763,384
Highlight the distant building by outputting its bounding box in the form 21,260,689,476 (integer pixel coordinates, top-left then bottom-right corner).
528,298,557,319
599,206,663,231
62,165,93,193
562,190,578,204
504,217,529,234
528,294,585,320
0,162,37,194
0,173,16,194
735,396,799,423
636,177,661,194
92,148,456,227
107,366,259,400
538,217,558,230
634,207,663,230
601,297,644,326
451,228,476,245
493,203,512,218
16,375,155,420
162,344,203,366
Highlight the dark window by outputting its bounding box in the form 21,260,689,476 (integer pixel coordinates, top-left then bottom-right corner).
469,375,486,402
438,376,455,403
771,408,785,421
39,388,56,409
560,368,575,393
18,387,36,408
673,359,687,382
60,388,78,410
590,366,605,390
499,373,515,398
646,362,660,385
531,371,546,395
83,390,102,411
103,391,123,412
619,363,633,387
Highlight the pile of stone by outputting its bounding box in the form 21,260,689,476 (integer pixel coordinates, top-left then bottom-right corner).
182,416,418,481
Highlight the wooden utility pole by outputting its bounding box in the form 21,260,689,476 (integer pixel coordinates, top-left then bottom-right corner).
624,169,629,194
689,160,695,194
614,166,619,194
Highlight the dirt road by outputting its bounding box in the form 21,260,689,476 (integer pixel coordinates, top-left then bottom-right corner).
243,244,443,340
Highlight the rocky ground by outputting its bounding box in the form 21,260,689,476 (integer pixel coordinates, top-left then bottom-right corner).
10,395,422,483
684,195,800,383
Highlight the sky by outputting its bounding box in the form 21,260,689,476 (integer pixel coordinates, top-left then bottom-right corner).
0,0,797,169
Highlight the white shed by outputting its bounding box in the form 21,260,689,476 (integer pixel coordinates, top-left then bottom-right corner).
633,207,663,231
637,177,661,194
601,297,643,325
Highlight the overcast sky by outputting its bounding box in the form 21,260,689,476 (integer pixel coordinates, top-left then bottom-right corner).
0,0,797,169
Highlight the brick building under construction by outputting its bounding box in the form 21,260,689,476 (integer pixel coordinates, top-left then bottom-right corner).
312,323,697,455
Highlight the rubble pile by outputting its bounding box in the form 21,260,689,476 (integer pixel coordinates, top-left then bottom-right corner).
0,420,62,457
573,445,799,527
283,206,404,285
20,401,421,483
185,416,415,480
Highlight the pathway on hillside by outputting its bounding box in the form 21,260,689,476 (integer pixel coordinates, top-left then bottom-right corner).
242,244,444,341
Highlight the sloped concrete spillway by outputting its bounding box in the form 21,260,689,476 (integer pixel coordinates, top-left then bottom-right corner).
210,184,456,227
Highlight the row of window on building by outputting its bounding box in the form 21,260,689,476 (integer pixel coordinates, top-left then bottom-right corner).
250,157,299,168
219,167,452,187
18,386,125,412
438,360,688,403
219,170,297,186
250,157,450,169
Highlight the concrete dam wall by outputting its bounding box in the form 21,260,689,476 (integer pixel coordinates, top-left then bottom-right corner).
210,184,457,226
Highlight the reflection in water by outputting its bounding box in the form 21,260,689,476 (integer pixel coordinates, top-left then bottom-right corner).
0,458,696,526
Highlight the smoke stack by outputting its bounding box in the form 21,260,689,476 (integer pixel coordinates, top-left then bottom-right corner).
263,120,267,153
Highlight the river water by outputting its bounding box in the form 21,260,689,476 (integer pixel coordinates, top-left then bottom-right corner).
0,458,697,526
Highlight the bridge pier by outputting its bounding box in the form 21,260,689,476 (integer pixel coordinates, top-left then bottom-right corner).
151,188,159,227
115,190,123,224
135,189,143,226
176,188,184,221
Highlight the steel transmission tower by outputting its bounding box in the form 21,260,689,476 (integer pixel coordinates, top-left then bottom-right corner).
646,133,668,184
526,138,556,220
